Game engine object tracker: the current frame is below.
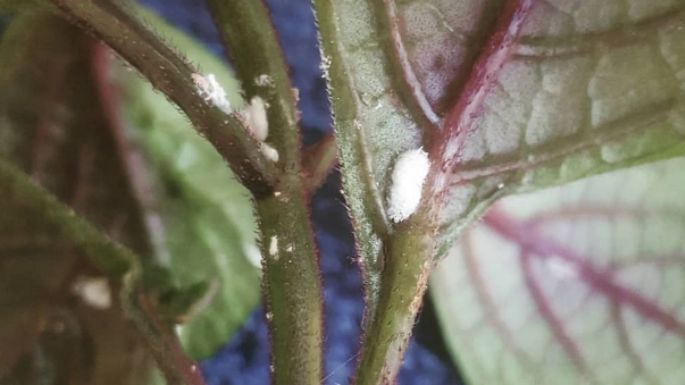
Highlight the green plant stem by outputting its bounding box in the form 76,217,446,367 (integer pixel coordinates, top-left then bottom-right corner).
0,156,134,276
353,212,436,385
206,0,302,173
121,268,207,385
256,180,323,385
0,156,206,385
49,0,278,196
206,2,324,384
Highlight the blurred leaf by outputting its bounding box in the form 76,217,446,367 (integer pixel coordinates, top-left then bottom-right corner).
0,0,42,13
432,156,685,385
0,11,151,383
115,6,261,359
315,0,685,310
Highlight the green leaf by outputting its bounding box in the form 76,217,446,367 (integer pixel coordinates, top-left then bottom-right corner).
0,12,151,383
315,2,685,384
315,0,685,310
115,6,260,359
432,156,685,385
0,0,42,13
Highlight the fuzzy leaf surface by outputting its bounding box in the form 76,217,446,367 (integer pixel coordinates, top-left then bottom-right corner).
432,157,685,385
316,0,685,308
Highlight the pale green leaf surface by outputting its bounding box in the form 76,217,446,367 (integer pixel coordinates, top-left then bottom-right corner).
432,156,685,385
116,8,260,358
316,0,685,308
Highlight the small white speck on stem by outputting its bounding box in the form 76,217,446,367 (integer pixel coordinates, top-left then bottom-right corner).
269,235,279,260
71,276,111,310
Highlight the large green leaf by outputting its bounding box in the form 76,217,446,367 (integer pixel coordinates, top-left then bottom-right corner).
115,6,260,359
315,0,685,309
432,156,685,385
0,12,151,384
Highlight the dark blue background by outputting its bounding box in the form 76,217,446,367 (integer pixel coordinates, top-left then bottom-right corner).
137,1,465,384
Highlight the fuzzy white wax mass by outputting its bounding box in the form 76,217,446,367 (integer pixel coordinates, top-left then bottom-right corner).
192,73,232,114
387,148,430,223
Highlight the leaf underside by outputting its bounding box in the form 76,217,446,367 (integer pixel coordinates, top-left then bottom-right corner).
0,12,151,384
320,0,685,311
432,156,685,385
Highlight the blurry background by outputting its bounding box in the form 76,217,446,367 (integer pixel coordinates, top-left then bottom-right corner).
134,1,464,384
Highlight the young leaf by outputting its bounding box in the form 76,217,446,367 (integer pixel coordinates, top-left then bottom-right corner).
432,156,685,385
114,16,261,355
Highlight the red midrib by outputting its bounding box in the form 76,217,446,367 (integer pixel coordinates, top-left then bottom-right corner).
429,0,534,178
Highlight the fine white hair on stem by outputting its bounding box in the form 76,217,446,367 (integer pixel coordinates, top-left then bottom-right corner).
192,73,232,114
387,148,430,223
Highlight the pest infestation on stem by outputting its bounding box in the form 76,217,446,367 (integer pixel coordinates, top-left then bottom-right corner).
192,72,279,162
7,1,685,385
386,148,431,223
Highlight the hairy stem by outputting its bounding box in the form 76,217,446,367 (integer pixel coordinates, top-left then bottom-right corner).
353,211,436,385
0,156,134,275
256,181,323,385
49,0,278,196
121,270,207,385
206,0,302,172
206,1,323,384
0,157,206,385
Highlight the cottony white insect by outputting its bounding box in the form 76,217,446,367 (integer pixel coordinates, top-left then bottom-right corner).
245,96,269,141
238,96,279,162
71,276,111,309
192,73,232,114
260,143,279,162
269,235,279,259
254,74,273,87
387,148,431,223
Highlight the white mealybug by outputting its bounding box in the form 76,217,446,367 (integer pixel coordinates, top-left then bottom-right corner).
238,96,279,162
387,148,430,223
269,235,279,258
260,143,280,162
246,96,269,141
192,73,232,114
254,74,273,87
71,276,111,309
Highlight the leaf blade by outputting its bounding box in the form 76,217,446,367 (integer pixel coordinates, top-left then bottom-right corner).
432,156,685,385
